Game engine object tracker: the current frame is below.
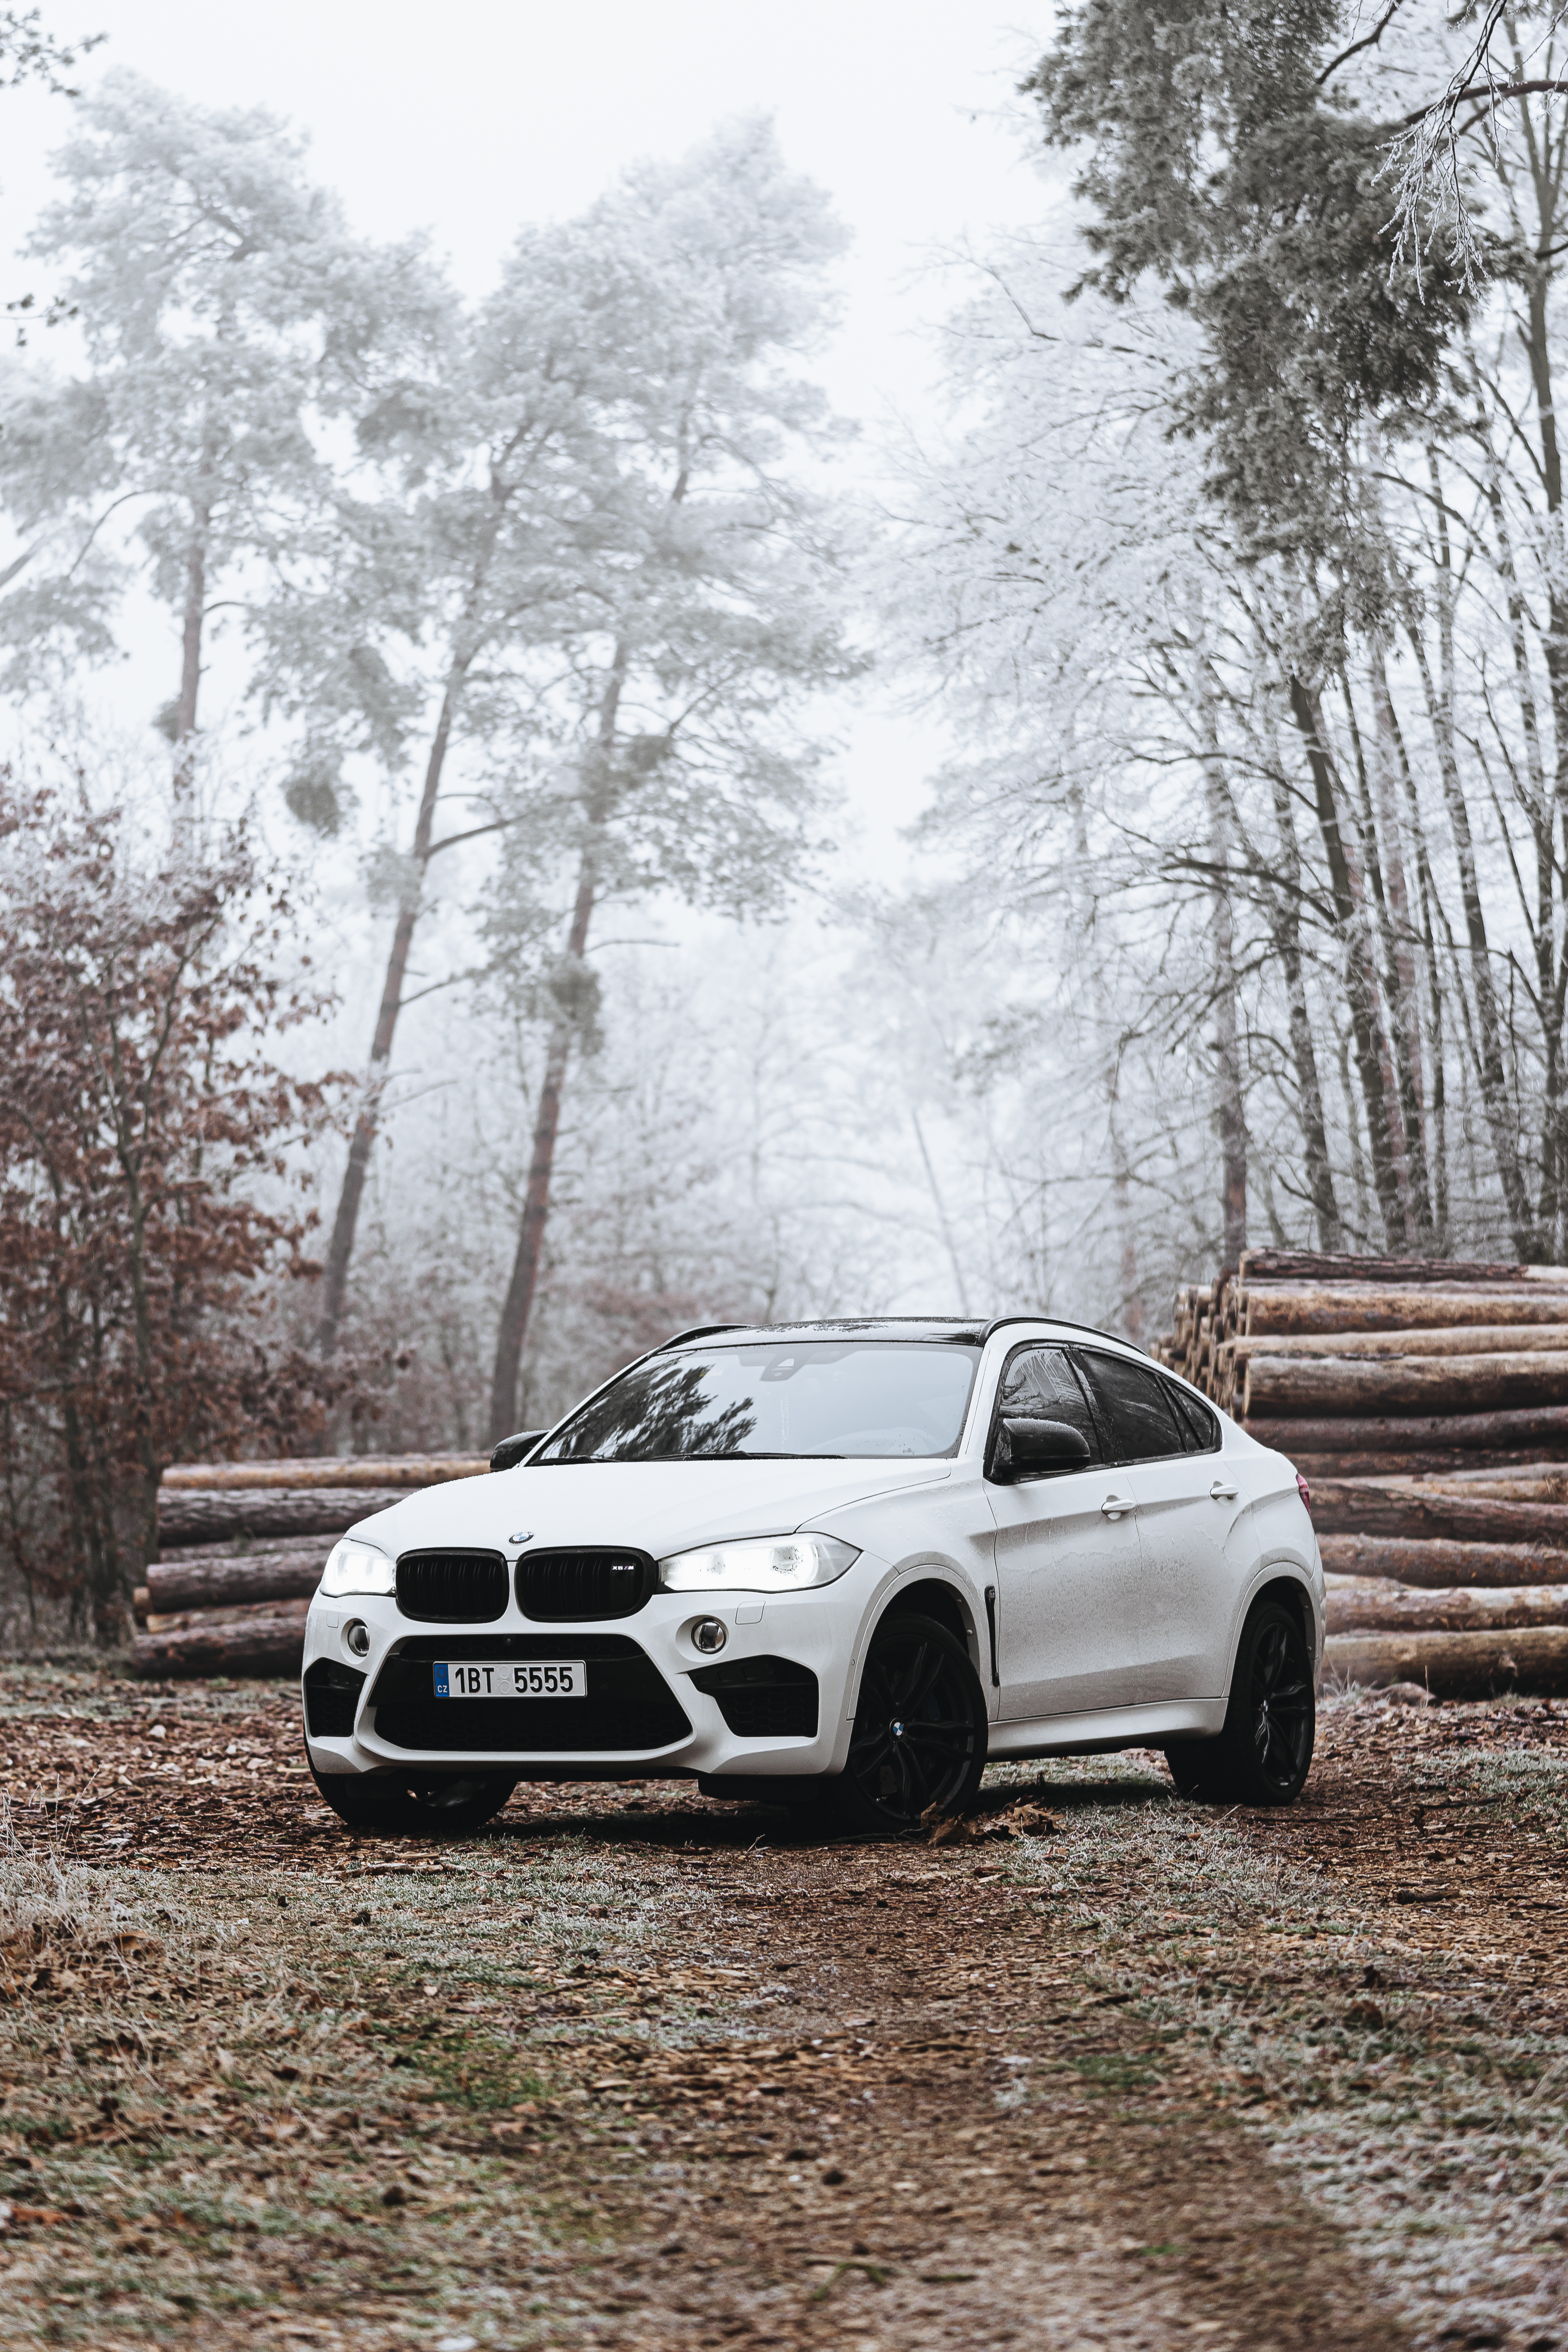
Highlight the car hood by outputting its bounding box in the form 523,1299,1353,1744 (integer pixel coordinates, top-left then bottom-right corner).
348,1456,955,1562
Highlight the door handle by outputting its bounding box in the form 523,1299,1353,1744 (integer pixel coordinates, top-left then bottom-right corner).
1100,1494,1135,1520
1210,1478,1239,1501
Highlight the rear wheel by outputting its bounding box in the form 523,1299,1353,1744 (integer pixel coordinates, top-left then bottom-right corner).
835,1611,987,1836
1191,1598,1315,1806
308,1763,517,1838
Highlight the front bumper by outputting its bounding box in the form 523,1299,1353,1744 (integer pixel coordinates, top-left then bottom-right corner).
301,1583,864,1783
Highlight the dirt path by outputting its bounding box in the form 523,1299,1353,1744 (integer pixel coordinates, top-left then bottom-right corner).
1,1667,1564,2350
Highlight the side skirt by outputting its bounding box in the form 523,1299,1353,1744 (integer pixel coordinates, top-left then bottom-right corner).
986,1697,1227,1760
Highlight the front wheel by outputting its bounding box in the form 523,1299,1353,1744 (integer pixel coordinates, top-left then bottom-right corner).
835,1611,987,1836
308,1763,517,1838
1194,1598,1315,1806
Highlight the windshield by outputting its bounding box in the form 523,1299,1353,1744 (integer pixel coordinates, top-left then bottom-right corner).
535,1340,982,1462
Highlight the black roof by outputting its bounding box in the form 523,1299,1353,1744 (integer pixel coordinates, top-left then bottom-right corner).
657,1314,1130,1352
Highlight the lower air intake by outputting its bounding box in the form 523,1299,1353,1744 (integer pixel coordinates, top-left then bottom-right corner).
515,1547,656,1621
304,1658,365,1739
368,1635,691,1753
689,1655,819,1739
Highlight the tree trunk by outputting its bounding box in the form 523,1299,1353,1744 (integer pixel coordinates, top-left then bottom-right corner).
1287,677,1406,1247
1408,623,1538,1256
488,857,595,1444
173,502,208,805
316,657,472,1354
1247,1405,1568,1458
1245,1287,1567,1337
1230,1322,1568,1362
1245,1349,1568,1418
1323,1625,1568,1697
1308,1480,1568,1543
1291,1444,1568,1478
488,636,632,1441
133,1610,308,1681
145,1554,323,1612
155,1486,409,1547
1325,1584,1568,1634
1240,1245,1533,1286
161,1454,486,1491
1262,732,1342,1248
1342,670,1434,1245
1196,662,1246,1261
1319,1533,1568,1588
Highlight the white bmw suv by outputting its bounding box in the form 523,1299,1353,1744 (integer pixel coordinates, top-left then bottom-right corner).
301,1317,1323,1836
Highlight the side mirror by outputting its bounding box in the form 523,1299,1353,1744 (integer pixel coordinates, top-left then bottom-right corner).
991,1415,1092,1483
489,1429,546,1473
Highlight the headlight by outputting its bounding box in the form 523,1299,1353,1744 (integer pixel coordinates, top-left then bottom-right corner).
659,1534,859,1593
319,1538,395,1598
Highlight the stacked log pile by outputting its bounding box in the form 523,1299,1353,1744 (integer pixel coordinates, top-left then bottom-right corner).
1153,1251,1568,1698
133,1454,487,1679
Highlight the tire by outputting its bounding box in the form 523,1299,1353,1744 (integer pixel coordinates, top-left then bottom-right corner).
308,1762,517,1838
834,1611,988,1837
1196,1598,1316,1806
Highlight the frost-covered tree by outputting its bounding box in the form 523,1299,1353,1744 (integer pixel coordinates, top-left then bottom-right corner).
0,71,434,794
483,120,860,1439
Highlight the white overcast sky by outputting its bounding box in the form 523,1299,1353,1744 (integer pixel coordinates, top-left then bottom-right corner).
2,0,1062,866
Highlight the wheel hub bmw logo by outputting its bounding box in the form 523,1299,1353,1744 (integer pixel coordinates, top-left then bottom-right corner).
891,1720,905,1739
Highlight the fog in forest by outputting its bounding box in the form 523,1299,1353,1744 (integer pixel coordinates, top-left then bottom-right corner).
6,0,1568,1635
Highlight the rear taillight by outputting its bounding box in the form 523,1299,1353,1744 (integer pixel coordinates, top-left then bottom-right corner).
1296,1472,1312,1513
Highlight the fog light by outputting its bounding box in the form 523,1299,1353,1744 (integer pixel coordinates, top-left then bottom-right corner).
343,1620,370,1658
691,1617,728,1655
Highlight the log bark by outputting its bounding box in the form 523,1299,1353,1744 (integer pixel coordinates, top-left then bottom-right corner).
132,1611,308,1679
1241,1249,1534,1285
146,1551,326,1613
155,1488,408,1547
145,1596,311,1635
1242,1405,1568,1457
1417,1469,1568,1498
1311,1479,1568,1543
1319,1533,1568,1586
161,1456,486,1492
1326,1584,1568,1633
1245,1287,1568,1336
1245,1350,1568,1418
1290,1446,1568,1479
1229,1323,1568,1361
1323,1625,1568,1696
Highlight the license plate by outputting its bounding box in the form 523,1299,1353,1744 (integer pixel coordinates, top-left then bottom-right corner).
432,1660,586,1699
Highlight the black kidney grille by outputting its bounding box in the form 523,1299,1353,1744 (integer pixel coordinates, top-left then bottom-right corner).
515,1547,656,1621
368,1634,691,1754
689,1655,819,1739
396,1550,508,1623
303,1658,366,1738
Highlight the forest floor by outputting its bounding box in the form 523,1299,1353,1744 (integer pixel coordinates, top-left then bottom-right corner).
0,1669,1565,2352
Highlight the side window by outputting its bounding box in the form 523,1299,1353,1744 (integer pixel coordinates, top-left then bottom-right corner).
1077,1350,1185,1463
997,1345,1102,1464
1164,1379,1219,1454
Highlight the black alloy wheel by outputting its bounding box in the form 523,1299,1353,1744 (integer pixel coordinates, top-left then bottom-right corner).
837,1611,987,1835
1167,1597,1315,1806
307,1760,517,1838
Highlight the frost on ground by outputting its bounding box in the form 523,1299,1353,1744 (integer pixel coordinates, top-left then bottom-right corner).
1002,1714,1568,2351
0,1669,1562,2349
